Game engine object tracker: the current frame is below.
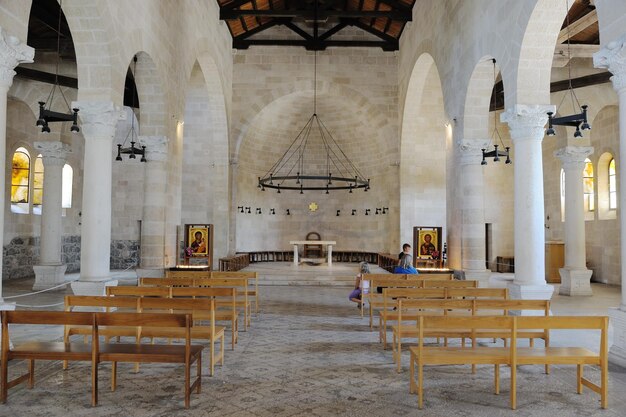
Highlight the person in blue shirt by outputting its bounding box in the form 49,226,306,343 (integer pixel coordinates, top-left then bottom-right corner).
394,244,418,274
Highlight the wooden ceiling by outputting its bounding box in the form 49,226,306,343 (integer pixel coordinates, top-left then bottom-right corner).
217,0,415,51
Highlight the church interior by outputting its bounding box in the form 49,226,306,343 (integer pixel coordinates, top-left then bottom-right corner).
2,0,626,415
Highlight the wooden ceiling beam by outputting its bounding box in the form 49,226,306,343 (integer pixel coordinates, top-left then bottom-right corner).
221,0,254,10
349,19,398,44
232,38,398,50
220,9,412,21
557,9,597,44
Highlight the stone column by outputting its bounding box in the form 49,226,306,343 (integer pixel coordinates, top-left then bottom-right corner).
500,105,556,300
32,141,71,290
70,101,125,296
458,139,492,287
594,32,626,366
0,29,33,307
554,146,594,296
136,135,168,277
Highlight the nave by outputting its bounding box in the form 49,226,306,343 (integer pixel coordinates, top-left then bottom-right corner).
3,272,626,417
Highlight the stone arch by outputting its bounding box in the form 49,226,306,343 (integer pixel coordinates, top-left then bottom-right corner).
515,0,567,105
399,52,447,257
463,56,502,140
236,89,394,253
181,58,230,264
62,0,116,101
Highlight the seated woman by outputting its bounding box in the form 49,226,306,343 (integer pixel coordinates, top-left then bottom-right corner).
349,262,370,309
393,253,418,274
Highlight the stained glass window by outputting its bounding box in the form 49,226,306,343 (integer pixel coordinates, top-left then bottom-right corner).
609,158,617,210
33,154,44,206
11,147,30,204
584,158,594,212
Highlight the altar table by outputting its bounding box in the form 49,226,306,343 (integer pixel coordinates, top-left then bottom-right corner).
289,240,337,266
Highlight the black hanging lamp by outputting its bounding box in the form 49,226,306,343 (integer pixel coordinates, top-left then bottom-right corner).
36,0,79,134
257,40,369,193
115,55,147,162
481,59,511,165
545,0,591,138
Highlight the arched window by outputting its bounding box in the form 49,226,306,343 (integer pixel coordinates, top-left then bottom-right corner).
560,168,565,221
11,147,30,214
62,164,73,209
32,154,44,215
609,158,617,210
584,158,595,212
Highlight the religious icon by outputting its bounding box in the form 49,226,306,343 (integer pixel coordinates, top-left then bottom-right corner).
418,229,438,259
186,225,210,256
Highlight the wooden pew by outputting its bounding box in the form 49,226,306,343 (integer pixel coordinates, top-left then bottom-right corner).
409,315,609,410
210,271,259,315
139,298,225,376
391,298,549,372
1,311,204,409
193,278,251,330
96,312,203,409
65,295,225,376
446,287,508,299
106,286,171,298
1,310,97,405
165,270,210,279
170,287,239,349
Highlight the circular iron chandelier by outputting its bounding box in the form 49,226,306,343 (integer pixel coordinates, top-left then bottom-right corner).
258,51,369,194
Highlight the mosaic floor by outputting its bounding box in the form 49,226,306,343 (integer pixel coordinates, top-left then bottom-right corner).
2,273,626,416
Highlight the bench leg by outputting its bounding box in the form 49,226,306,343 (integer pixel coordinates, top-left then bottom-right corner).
210,338,215,377
111,361,117,391
197,354,202,394
92,361,98,407
397,340,402,373
0,355,7,403
494,364,500,395
577,364,583,394
220,334,225,366
409,351,416,394
510,364,517,410
28,359,35,388
417,360,424,409
185,361,190,409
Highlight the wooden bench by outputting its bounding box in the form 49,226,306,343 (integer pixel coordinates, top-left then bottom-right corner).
409,315,609,410
391,299,549,372
170,286,239,349
1,310,203,409
108,284,239,349
139,298,225,376
163,271,258,315
1,310,96,405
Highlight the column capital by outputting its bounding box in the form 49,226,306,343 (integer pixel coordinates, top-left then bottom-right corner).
0,28,34,88
554,146,594,169
71,101,125,140
34,141,71,166
594,33,626,92
138,135,169,162
458,139,491,165
500,104,555,143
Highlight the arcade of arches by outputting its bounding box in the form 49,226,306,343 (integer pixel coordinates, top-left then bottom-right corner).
2,0,626,414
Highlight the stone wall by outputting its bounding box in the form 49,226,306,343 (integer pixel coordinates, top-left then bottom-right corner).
232,46,398,253
2,235,138,280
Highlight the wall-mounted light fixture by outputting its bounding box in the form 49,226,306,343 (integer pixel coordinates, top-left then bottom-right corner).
270,208,276,215
365,209,371,216
256,208,262,214
351,209,356,216
382,207,388,214
238,206,244,213
336,210,341,216
286,209,291,215
246,207,251,214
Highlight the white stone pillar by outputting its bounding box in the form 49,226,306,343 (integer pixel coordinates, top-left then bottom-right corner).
71,101,124,296
32,141,71,290
0,29,33,306
137,136,168,275
594,32,626,366
458,139,492,287
554,146,594,296
500,105,556,300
